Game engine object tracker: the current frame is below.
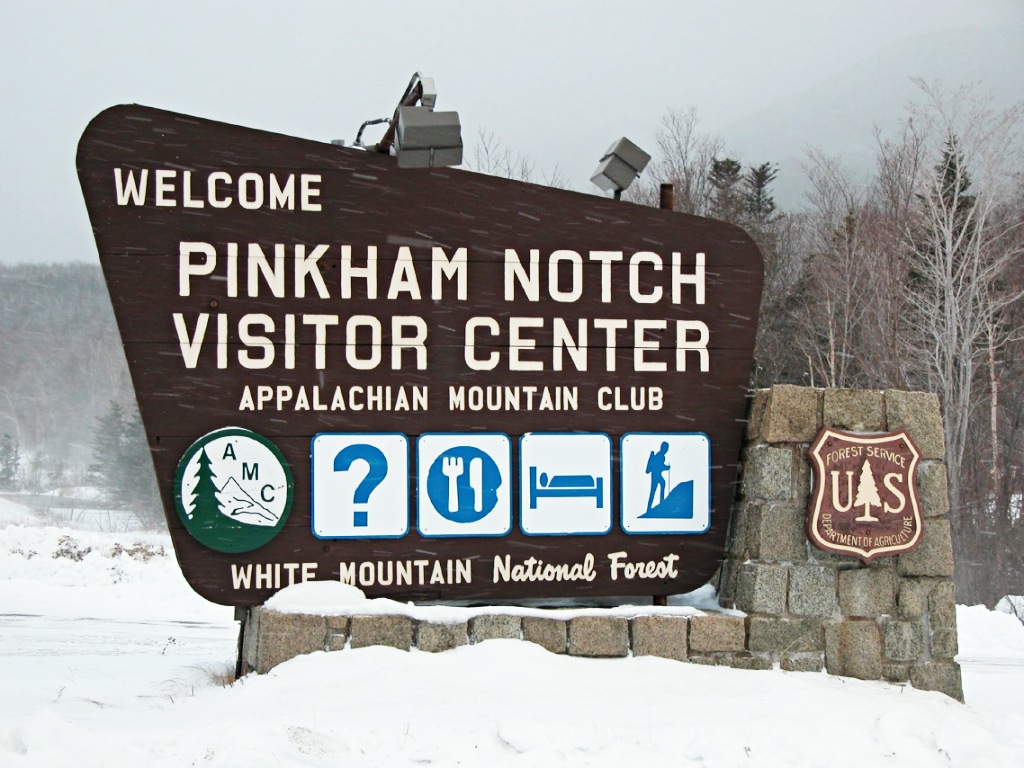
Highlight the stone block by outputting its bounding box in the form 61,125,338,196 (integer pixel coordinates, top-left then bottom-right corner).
417,621,468,653
568,617,629,657
688,655,719,666
719,655,774,671
823,388,885,432
691,654,773,671
883,620,925,662
689,614,746,653
522,617,567,654
781,654,824,673
910,662,964,702
735,563,788,615
256,611,326,673
726,502,754,560
885,390,945,459
743,446,793,501
631,615,688,661
795,456,812,505
928,580,957,628
746,389,770,444
242,607,261,673
824,620,882,680
350,614,413,651
788,565,838,618
897,578,938,619
916,463,950,518
931,627,959,659
750,503,808,563
897,519,955,578
883,663,911,683
718,558,740,606
762,385,820,443
821,621,844,674
748,617,824,653
839,568,896,617
326,616,350,652
470,614,521,642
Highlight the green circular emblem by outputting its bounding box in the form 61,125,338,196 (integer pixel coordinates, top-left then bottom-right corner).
174,427,294,553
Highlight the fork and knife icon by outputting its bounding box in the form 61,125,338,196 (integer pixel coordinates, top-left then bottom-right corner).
441,455,484,514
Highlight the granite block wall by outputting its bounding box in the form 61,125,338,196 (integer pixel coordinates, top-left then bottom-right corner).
240,386,963,701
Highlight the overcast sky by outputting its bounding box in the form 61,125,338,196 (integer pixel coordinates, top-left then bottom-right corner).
1,0,1021,264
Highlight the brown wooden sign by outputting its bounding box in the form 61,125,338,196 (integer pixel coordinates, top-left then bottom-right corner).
807,429,923,563
76,104,763,606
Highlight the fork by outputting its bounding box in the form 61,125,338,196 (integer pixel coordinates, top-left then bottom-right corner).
442,456,463,513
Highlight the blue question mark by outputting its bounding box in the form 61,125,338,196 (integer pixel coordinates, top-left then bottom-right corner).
333,445,389,527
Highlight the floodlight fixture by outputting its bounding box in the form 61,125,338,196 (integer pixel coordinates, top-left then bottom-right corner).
395,107,462,168
352,72,463,169
590,137,651,198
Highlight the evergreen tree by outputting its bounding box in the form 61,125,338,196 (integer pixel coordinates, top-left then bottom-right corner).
854,460,882,522
0,433,21,489
909,135,976,287
89,400,161,523
90,401,125,496
189,447,223,529
744,162,779,226
708,157,744,223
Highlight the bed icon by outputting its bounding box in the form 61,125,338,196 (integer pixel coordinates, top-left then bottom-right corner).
519,433,612,536
528,466,604,509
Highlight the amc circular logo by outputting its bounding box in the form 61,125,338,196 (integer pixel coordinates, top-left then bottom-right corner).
174,427,293,553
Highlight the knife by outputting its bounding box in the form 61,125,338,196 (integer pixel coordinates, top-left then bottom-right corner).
469,457,483,513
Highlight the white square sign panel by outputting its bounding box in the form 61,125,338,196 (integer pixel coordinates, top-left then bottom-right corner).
519,432,612,535
417,433,512,538
620,433,711,534
311,433,409,539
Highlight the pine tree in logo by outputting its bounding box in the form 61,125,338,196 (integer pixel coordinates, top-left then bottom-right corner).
853,459,882,522
175,427,294,554
189,447,223,531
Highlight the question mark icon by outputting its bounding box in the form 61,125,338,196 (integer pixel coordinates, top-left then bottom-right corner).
333,444,388,527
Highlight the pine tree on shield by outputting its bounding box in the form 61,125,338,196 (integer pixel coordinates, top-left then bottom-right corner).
854,460,882,522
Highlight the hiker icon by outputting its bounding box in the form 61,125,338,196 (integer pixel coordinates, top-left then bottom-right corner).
621,433,711,534
645,441,671,513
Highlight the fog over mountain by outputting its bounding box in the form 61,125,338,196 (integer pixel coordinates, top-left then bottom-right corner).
723,24,1024,207
1,2,1020,265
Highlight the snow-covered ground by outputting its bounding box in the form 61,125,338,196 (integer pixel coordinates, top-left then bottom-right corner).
3,495,1024,767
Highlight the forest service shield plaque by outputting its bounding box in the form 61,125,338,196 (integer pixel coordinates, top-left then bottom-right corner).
807,429,923,564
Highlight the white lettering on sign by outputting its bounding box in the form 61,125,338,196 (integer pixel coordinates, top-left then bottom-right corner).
114,168,322,211
338,558,472,587
238,384,428,412
170,240,714,380
172,312,429,371
448,385,578,412
492,554,597,583
230,561,318,590
464,317,708,373
503,248,705,305
607,551,680,580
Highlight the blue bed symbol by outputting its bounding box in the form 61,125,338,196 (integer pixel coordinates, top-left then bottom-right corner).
528,466,604,510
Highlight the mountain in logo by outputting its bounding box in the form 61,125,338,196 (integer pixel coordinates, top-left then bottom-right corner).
217,477,279,527
639,480,694,520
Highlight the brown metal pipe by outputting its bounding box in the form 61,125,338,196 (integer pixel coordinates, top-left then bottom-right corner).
659,183,674,211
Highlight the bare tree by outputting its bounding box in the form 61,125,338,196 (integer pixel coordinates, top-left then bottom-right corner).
626,108,724,215
899,81,1024,601
466,128,569,189
792,151,875,388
